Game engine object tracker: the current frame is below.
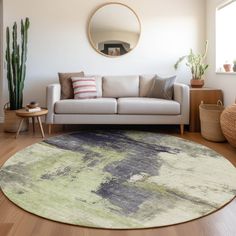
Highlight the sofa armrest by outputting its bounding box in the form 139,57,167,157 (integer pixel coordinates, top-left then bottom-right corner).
174,83,190,124
46,83,61,124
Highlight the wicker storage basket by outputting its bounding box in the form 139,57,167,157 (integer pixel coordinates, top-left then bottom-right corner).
220,104,236,148
3,104,28,133
199,101,226,142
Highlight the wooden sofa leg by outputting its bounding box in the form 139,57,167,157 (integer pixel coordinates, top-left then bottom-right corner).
48,124,52,135
180,124,184,135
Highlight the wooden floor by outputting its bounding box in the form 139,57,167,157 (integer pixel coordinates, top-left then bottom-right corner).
0,124,236,236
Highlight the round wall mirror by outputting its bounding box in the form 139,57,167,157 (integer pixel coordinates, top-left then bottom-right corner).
88,3,141,57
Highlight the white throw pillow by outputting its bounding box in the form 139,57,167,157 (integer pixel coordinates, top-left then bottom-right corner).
71,77,97,99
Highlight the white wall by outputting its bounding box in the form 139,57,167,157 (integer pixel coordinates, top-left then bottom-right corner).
0,0,206,120
206,0,236,105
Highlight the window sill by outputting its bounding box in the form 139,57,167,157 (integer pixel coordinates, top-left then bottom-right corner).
216,72,236,75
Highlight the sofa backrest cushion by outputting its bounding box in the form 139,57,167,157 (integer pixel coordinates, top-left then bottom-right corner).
58,71,84,99
102,76,139,98
95,76,103,97
139,75,156,97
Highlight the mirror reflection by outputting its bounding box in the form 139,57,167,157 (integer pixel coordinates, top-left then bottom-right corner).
88,3,141,57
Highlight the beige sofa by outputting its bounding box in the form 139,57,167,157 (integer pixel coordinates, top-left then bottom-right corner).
46,75,189,134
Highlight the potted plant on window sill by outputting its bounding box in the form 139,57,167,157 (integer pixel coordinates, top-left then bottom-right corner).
3,18,30,133
233,60,236,72
174,41,209,88
223,62,232,72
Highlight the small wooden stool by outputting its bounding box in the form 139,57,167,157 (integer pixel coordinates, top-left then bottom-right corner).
15,109,48,138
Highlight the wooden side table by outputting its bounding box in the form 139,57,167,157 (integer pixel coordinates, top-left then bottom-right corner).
190,88,223,132
15,109,48,138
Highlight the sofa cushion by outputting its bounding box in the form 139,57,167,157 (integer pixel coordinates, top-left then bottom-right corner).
58,71,84,99
118,97,180,115
139,75,156,97
95,76,102,97
72,77,97,99
103,76,139,98
85,75,102,97
55,98,117,114
148,75,176,100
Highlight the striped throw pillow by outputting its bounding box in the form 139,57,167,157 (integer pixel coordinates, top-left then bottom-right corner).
71,77,97,99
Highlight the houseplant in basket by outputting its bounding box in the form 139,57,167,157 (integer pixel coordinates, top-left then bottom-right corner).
4,18,30,132
174,41,209,88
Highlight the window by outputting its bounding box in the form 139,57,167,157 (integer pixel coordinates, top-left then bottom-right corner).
216,0,236,72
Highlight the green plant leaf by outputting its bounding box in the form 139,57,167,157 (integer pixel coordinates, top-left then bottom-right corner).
174,41,209,80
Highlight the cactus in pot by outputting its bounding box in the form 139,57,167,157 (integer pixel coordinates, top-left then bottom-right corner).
5,17,30,110
4,18,30,133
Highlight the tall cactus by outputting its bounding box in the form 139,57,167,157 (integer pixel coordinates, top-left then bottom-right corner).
5,18,30,110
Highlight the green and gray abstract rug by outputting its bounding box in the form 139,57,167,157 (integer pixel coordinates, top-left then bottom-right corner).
0,130,236,229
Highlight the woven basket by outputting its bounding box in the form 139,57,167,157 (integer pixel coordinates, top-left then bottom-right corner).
199,100,226,142
3,104,28,133
220,104,236,148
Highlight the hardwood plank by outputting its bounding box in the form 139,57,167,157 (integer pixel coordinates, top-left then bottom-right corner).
0,124,236,236
0,223,14,236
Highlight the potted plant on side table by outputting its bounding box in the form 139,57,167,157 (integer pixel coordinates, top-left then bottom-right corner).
4,18,30,132
174,41,209,88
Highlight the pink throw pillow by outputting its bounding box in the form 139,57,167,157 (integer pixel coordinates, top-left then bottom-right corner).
71,77,97,99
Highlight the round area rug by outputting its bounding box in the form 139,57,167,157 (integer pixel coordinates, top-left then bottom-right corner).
0,130,236,229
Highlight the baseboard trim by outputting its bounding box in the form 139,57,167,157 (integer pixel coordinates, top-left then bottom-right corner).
0,116,4,123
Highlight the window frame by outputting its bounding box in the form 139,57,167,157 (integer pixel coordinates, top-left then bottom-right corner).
215,0,236,74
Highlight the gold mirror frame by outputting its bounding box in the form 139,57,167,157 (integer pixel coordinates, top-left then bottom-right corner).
88,2,141,58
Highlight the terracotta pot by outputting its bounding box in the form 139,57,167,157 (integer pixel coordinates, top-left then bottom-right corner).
223,64,232,72
190,79,204,88
4,108,28,133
